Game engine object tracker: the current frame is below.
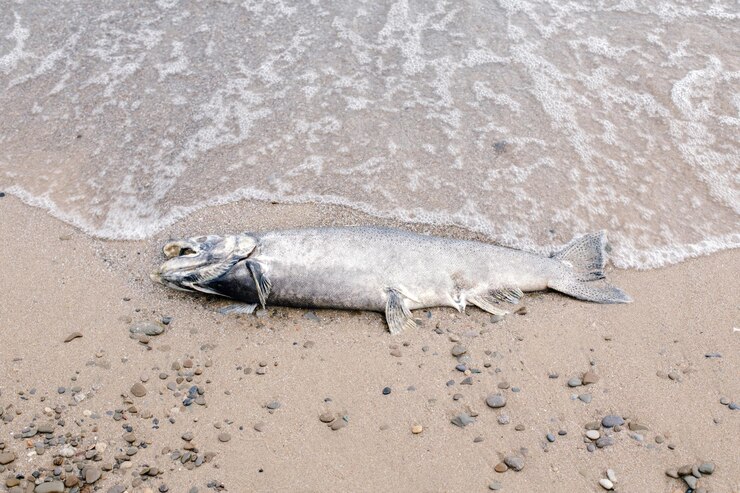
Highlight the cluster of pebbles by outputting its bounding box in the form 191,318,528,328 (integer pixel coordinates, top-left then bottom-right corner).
0,320,225,493
428,332,728,491
1,310,734,492
665,461,717,492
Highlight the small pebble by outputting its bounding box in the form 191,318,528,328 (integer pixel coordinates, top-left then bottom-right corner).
601,415,624,428
586,430,600,440
0,452,16,465
494,462,508,473
578,394,592,403
130,383,147,398
546,433,555,442
411,425,423,434
217,433,231,443
628,422,649,431
698,462,715,474
486,394,506,409
568,377,582,387
64,332,83,343
451,344,467,357
382,387,391,395
596,436,615,448
488,481,502,490
504,455,524,471
129,322,164,336
598,478,614,490
606,469,617,483
451,413,475,428
582,371,600,384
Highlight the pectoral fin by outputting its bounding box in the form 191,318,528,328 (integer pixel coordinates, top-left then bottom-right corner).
218,303,259,315
385,288,417,335
468,295,509,316
246,260,272,308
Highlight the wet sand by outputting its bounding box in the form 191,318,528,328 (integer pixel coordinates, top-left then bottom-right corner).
1,195,738,492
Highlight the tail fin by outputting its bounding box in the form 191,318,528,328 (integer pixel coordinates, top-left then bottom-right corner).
548,232,632,304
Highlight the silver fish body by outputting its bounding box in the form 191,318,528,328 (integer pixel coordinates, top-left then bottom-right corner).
153,226,630,334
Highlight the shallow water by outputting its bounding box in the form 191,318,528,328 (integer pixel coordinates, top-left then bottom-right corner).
0,0,737,268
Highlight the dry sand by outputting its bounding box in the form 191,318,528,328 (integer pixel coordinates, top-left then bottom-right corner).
0,195,738,493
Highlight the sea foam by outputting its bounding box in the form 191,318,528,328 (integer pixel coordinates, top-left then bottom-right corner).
0,0,737,269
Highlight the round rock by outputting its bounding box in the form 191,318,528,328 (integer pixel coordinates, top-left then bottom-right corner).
0,452,16,465
451,344,467,357
568,377,582,387
130,383,147,398
504,455,524,471
85,466,102,484
217,433,231,443
486,394,506,409
601,415,624,428
129,322,164,336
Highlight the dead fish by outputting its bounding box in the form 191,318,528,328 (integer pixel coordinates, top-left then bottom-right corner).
151,227,630,334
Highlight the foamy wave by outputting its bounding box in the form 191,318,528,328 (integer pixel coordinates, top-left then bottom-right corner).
6,184,738,270
1,0,738,270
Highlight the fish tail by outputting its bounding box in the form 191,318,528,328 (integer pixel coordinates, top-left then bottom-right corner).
547,231,632,304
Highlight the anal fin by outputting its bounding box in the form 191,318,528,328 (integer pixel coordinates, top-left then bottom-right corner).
468,295,509,317
385,288,417,335
246,260,272,308
492,287,523,304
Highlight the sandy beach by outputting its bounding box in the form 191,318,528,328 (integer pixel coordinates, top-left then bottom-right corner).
1,195,738,492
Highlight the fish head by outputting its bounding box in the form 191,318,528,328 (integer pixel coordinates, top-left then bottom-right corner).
151,233,257,294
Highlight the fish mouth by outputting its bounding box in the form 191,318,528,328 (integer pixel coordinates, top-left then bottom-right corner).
152,237,215,285
152,234,258,292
